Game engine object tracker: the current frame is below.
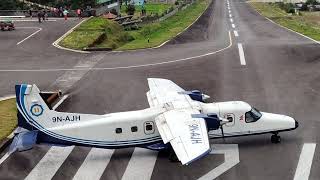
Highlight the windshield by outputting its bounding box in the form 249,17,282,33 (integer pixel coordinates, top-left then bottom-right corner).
245,107,262,123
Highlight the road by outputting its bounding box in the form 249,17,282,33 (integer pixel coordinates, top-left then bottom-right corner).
0,0,319,179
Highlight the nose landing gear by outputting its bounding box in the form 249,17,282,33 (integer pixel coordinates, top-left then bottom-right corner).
271,133,281,143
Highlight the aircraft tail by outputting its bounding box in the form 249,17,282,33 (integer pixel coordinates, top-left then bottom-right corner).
15,84,56,130
11,84,61,152
12,84,104,152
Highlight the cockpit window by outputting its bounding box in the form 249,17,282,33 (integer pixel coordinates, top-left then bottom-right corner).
245,107,262,123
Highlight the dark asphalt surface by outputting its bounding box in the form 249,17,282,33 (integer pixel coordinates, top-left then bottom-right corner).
0,0,320,179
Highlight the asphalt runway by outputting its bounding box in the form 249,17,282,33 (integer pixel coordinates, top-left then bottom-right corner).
0,0,320,179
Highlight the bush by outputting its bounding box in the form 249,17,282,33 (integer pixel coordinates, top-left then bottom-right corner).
276,2,295,14
169,6,174,12
140,23,161,36
126,4,135,15
306,0,318,5
118,32,134,42
175,1,179,5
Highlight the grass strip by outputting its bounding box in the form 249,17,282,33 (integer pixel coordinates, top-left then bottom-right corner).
249,2,320,41
59,17,133,50
0,99,17,142
118,0,211,50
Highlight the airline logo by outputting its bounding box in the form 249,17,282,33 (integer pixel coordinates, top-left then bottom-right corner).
30,104,44,117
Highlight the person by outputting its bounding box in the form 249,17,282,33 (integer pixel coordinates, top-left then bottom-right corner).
63,9,69,20
29,9,32,18
42,10,46,21
44,10,48,20
76,8,82,19
37,11,42,23
59,7,63,17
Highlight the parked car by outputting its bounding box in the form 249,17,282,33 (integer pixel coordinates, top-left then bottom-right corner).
0,20,15,31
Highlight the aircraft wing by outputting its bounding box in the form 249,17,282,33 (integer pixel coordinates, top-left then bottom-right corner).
155,109,211,165
146,78,194,108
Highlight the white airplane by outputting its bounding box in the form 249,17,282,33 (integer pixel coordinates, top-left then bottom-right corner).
10,78,298,165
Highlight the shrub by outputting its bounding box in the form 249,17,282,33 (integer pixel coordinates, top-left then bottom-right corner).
169,6,174,12
118,32,134,42
126,4,135,15
140,23,161,36
175,1,179,5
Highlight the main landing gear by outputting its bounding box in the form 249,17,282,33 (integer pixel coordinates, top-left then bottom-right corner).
271,133,281,143
164,144,179,162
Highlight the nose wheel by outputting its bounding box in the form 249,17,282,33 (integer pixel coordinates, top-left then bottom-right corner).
271,134,281,143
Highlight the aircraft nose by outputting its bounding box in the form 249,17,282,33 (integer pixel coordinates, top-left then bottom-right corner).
295,120,299,129
285,115,298,129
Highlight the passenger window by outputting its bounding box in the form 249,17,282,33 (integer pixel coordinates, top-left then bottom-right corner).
144,122,155,135
115,128,122,134
131,126,138,132
146,124,153,131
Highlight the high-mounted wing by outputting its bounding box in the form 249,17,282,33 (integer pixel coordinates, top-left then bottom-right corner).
146,78,194,108
155,109,211,165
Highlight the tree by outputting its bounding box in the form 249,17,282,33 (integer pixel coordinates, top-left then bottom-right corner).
0,0,23,10
306,0,318,5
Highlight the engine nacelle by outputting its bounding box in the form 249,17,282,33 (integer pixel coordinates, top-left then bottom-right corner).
179,90,210,102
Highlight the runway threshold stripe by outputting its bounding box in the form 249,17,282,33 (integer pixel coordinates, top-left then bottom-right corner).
232,24,236,28
234,30,239,37
25,146,74,180
293,143,316,180
72,148,114,180
121,148,158,180
237,43,246,66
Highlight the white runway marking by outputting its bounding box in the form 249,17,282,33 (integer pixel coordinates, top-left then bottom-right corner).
199,144,240,180
16,27,42,45
51,54,105,91
229,10,231,13
0,31,233,72
230,18,233,22
294,143,316,180
122,148,158,180
72,148,114,180
234,30,239,37
232,24,236,28
25,146,74,180
229,14,232,18
0,153,10,165
237,43,246,65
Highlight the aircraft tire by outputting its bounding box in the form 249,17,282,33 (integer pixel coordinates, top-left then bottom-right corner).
271,134,281,143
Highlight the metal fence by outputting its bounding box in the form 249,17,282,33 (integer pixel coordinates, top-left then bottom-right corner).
0,10,96,17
